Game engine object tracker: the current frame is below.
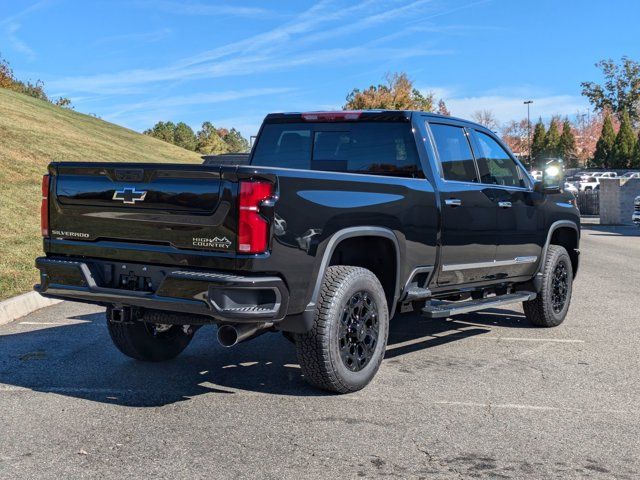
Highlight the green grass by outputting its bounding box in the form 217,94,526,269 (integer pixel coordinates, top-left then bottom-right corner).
0,88,202,300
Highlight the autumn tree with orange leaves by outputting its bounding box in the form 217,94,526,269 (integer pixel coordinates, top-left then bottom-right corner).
344,73,435,111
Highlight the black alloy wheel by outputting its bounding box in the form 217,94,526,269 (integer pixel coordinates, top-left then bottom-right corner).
551,260,569,313
338,291,379,372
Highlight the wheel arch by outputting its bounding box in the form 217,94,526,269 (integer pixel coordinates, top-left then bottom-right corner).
309,227,402,317
549,225,580,276
534,220,580,291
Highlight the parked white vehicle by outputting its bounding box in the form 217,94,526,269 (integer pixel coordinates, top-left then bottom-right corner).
579,176,600,191
621,171,640,179
633,196,640,226
594,171,618,178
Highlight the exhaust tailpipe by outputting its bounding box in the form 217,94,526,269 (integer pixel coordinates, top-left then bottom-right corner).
217,323,271,347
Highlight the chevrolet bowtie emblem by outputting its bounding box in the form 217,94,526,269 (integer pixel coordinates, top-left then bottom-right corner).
112,187,147,204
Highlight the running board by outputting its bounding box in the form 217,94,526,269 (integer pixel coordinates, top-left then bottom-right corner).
421,292,536,319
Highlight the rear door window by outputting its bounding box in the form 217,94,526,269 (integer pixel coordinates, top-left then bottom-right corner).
472,130,526,188
429,123,478,183
252,122,423,178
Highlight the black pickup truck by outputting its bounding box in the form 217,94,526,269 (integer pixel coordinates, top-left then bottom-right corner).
36,110,580,393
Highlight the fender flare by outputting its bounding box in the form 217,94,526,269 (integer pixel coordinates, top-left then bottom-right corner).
533,220,580,290
308,226,402,312
276,226,402,334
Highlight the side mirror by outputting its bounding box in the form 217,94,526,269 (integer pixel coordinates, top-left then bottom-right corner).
536,160,564,194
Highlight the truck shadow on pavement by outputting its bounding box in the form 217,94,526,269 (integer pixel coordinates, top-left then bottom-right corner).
0,307,526,406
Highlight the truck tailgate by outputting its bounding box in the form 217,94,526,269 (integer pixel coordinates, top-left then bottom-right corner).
48,163,237,252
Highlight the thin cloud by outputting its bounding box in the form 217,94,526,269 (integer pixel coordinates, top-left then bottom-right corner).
105,87,294,120
4,23,36,60
152,1,272,17
0,0,51,24
92,28,173,46
48,0,456,94
438,92,588,125
0,0,52,61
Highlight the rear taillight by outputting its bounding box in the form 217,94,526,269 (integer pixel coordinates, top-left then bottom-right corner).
41,174,50,237
238,180,274,254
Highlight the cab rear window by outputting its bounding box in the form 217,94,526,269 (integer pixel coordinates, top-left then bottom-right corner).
251,122,423,178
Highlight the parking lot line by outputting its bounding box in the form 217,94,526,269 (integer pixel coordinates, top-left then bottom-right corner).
476,337,584,343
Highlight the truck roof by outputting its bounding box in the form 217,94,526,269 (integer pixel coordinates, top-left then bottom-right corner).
263,110,489,130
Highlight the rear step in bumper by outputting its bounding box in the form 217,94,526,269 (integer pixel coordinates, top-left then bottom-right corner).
421,292,536,319
35,257,289,323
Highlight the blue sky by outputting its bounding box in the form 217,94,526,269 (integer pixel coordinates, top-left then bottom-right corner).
2,0,640,137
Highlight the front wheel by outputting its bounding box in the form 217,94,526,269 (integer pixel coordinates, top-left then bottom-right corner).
107,308,194,361
295,266,389,394
523,245,573,327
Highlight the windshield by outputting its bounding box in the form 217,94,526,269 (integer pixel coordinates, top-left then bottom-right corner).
251,122,423,178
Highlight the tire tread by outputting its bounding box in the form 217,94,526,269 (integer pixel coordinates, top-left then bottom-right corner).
295,266,388,394
523,245,572,327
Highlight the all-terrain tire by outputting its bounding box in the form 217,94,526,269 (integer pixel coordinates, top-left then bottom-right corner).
523,245,573,327
107,308,194,361
295,266,389,394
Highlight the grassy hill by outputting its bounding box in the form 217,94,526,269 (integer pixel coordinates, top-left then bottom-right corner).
0,88,202,300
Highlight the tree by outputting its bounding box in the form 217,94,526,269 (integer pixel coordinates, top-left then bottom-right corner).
55,97,73,109
0,53,49,102
531,119,547,163
559,119,578,167
223,128,250,153
544,118,561,157
196,122,229,154
173,122,196,151
436,99,450,116
471,110,499,131
573,110,607,166
144,121,176,143
610,110,636,168
344,72,435,111
581,57,640,126
632,132,640,169
501,119,529,158
0,55,14,88
593,113,616,167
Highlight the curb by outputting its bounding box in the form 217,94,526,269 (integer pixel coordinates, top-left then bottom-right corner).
0,292,62,327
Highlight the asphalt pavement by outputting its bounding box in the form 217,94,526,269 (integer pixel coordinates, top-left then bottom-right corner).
1,225,639,479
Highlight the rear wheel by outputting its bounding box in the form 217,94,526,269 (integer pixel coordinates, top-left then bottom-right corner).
295,266,389,394
523,245,573,327
107,308,194,361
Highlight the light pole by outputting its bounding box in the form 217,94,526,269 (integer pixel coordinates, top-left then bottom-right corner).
524,100,533,166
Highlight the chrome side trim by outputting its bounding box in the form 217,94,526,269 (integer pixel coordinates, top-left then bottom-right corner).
442,256,537,272
515,256,538,264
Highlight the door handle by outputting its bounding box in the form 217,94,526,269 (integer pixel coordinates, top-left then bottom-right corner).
445,198,462,207
498,201,512,208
